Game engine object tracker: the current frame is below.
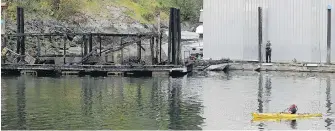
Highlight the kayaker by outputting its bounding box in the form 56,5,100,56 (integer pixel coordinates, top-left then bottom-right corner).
286,104,298,114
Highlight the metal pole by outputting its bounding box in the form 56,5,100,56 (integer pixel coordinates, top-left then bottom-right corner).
258,7,263,64
327,6,332,64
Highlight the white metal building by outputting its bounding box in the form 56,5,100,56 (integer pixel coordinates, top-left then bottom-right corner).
204,0,335,63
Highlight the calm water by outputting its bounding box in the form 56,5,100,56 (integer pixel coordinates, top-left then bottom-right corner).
1,71,334,130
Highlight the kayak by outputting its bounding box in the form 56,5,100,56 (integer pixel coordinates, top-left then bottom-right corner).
252,117,311,122
252,112,322,119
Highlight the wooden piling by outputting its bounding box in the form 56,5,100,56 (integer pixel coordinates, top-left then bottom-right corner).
258,7,263,64
159,32,162,63
16,7,23,62
83,35,88,55
20,7,25,61
155,36,159,64
120,37,123,65
176,9,181,65
327,7,332,64
37,36,41,57
171,8,177,65
137,40,141,62
150,37,155,64
89,33,93,52
168,8,174,64
63,36,66,64
99,35,102,56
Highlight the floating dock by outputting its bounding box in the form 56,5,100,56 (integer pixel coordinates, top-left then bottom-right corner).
1,64,189,77
204,62,335,73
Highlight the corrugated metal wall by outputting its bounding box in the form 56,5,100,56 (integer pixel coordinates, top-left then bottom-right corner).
204,0,335,63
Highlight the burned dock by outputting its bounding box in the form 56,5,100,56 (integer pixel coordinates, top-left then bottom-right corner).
1,7,190,77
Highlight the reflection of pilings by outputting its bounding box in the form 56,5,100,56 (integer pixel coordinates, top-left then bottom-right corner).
168,77,181,129
258,73,264,113
82,78,93,116
325,76,333,129
16,77,26,129
137,82,142,110
151,78,159,108
264,75,272,112
326,76,332,113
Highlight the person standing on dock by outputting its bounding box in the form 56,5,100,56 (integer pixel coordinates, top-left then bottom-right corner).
265,40,272,63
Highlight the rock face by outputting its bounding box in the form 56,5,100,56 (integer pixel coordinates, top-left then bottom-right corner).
3,5,199,65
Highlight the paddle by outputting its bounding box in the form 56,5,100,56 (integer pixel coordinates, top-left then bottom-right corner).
281,108,289,113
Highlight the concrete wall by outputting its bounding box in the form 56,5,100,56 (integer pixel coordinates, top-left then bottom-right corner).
204,0,335,63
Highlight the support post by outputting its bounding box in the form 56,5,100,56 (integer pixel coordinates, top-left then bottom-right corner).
137,40,142,62
157,12,161,63
20,7,25,61
170,8,177,65
81,36,83,57
63,36,66,64
168,8,174,64
83,35,87,55
37,36,41,57
155,36,159,64
176,9,181,65
120,37,123,65
258,7,263,64
327,6,332,64
99,35,102,56
150,37,155,64
159,32,162,63
16,7,22,62
89,33,93,52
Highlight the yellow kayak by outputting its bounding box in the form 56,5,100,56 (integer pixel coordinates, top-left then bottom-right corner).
252,117,311,122
252,112,322,119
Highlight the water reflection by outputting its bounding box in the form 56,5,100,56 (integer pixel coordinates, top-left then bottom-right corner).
81,77,93,116
264,74,272,113
258,73,264,113
325,76,333,129
290,120,297,129
168,77,182,129
1,72,334,130
17,77,26,130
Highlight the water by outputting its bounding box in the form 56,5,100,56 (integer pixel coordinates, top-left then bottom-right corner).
1,71,334,130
